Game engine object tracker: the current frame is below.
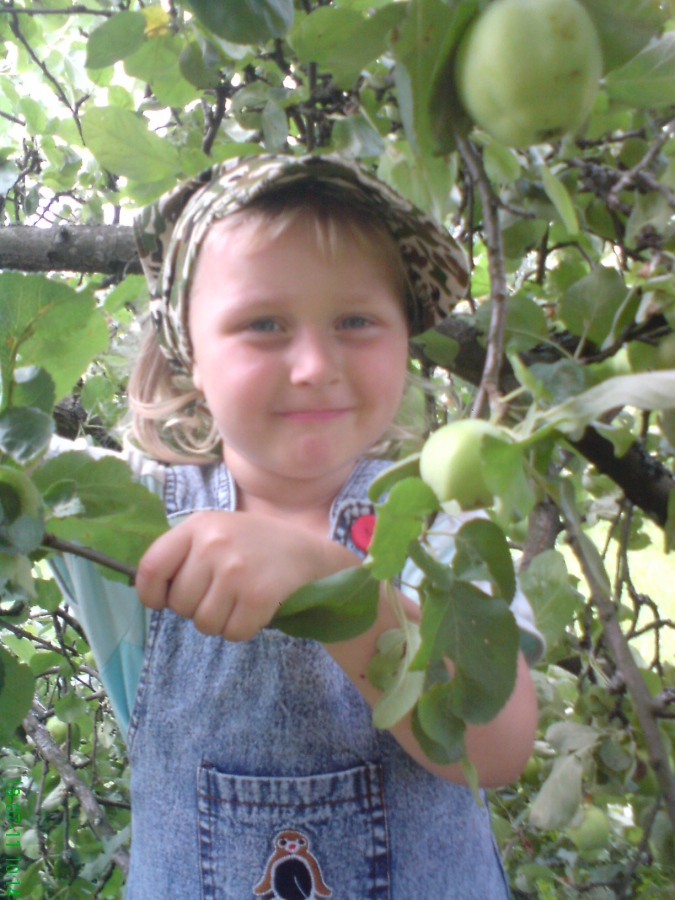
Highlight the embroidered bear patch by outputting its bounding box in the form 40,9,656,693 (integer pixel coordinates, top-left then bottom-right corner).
253,829,332,899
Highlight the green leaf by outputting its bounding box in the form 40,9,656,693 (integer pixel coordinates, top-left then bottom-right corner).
81,106,180,182
559,265,635,349
540,166,579,237
85,11,147,69
0,467,44,556
0,273,104,408
578,0,667,72
412,580,519,723
369,477,440,580
0,647,35,744
390,0,476,156
453,518,516,602
475,292,548,354
370,623,425,729
289,4,406,89
543,369,675,438
0,407,53,467
368,453,421,503
605,32,675,108
54,691,87,723
12,367,55,415
124,35,200,108
184,0,294,45
529,753,584,830
482,437,536,523
271,565,380,642
32,452,169,576
410,329,459,368
519,550,581,648
0,161,19,196
377,139,457,222
18,291,108,403
179,41,221,90
416,682,467,763
332,114,384,158
411,702,466,765
261,100,288,152
483,140,521,187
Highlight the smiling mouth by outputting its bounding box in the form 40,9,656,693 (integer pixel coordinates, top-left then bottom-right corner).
279,409,351,421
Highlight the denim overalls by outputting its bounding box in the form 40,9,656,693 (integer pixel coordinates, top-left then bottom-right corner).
123,457,513,899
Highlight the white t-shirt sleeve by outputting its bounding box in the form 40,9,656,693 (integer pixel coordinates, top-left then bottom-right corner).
399,511,546,666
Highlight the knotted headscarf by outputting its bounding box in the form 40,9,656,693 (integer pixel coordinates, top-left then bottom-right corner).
133,153,470,375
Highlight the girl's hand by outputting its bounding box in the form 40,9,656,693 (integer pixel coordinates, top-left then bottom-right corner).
135,511,359,642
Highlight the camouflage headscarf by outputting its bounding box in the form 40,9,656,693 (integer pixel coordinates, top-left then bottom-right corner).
133,153,470,375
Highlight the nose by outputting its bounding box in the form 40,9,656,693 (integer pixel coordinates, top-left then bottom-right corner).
288,327,341,386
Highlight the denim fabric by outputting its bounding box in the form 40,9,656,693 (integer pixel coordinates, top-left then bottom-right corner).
123,458,512,899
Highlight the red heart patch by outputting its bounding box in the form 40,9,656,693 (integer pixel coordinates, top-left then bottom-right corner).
350,514,376,551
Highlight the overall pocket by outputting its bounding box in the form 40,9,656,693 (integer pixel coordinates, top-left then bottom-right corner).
197,760,390,900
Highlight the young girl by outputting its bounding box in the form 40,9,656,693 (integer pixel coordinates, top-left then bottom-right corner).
51,154,543,899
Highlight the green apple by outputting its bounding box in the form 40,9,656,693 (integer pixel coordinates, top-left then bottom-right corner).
566,805,611,855
655,333,675,370
420,419,510,510
455,0,603,148
47,718,81,747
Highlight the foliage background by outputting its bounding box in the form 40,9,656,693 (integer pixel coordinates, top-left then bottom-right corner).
0,0,675,897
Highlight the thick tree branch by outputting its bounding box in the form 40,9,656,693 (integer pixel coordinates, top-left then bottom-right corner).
418,316,675,527
0,224,140,275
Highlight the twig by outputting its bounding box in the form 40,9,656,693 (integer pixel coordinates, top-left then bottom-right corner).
0,109,25,126
607,116,675,209
42,533,137,584
456,135,508,419
8,12,84,143
0,4,113,15
557,484,675,831
202,85,227,157
23,705,129,877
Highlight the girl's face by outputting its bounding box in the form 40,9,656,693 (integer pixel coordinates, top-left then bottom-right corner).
188,215,410,489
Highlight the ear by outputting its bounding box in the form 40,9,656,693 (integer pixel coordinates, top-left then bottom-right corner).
191,362,203,392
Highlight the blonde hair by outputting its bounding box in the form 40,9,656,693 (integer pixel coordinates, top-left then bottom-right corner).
127,186,431,465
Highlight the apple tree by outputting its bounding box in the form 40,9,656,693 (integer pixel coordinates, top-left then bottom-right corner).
1,0,675,897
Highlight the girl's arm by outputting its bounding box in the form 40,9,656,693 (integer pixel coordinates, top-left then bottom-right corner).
321,560,538,788
136,511,538,787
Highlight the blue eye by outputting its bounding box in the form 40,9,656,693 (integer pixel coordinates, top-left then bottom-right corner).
248,319,281,333
340,315,371,329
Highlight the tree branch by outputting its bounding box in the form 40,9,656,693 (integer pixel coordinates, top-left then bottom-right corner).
0,224,140,275
558,487,675,832
42,534,137,584
22,706,129,878
456,135,508,419
8,12,84,143
0,4,113,15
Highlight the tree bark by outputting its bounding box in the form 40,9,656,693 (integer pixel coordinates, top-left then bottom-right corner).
0,224,140,275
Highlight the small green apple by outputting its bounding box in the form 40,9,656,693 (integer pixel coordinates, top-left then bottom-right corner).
455,0,603,148
566,805,611,856
655,333,675,370
420,419,510,510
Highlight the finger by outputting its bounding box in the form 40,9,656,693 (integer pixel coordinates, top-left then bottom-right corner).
135,526,192,610
167,564,214,621
191,575,234,637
